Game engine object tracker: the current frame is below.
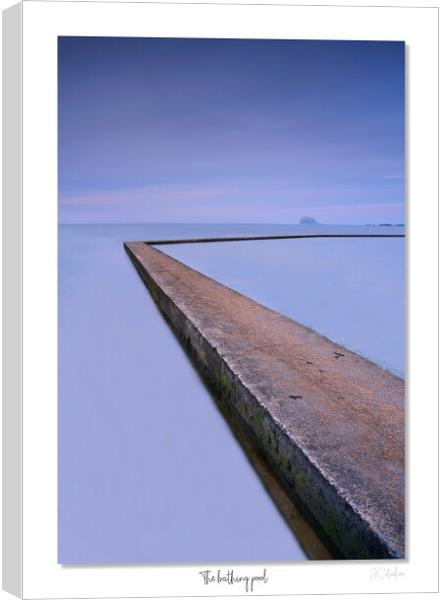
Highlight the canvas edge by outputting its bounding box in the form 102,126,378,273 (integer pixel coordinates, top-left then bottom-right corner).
2,3,23,598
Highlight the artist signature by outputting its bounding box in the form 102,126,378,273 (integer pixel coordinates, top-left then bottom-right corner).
370,566,405,581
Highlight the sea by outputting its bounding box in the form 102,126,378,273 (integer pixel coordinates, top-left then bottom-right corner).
58,223,405,564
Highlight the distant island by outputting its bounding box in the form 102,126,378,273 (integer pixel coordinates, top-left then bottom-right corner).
299,216,318,225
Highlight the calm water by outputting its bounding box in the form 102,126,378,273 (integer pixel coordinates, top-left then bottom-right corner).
162,229,405,377
58,224,309,564
58,223,404,565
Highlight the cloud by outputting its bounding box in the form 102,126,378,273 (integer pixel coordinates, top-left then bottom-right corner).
59,178,404,224
383,174,404,181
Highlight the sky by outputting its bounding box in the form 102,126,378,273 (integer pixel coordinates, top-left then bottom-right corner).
58,37,405,224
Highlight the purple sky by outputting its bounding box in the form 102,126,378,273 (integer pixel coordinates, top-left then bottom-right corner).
58,38,405,224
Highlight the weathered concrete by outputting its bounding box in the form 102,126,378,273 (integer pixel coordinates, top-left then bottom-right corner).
139,233,404,246
124,241,405,560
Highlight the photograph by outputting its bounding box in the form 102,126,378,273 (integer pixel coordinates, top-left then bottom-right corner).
57,36,405,564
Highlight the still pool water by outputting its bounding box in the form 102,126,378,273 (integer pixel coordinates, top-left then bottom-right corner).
162,232,405,377
58,223,404,564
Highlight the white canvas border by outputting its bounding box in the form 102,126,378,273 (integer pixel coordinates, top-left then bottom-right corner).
18,1,438,598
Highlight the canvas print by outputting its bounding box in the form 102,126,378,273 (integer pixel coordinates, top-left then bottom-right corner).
58,37,405,563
